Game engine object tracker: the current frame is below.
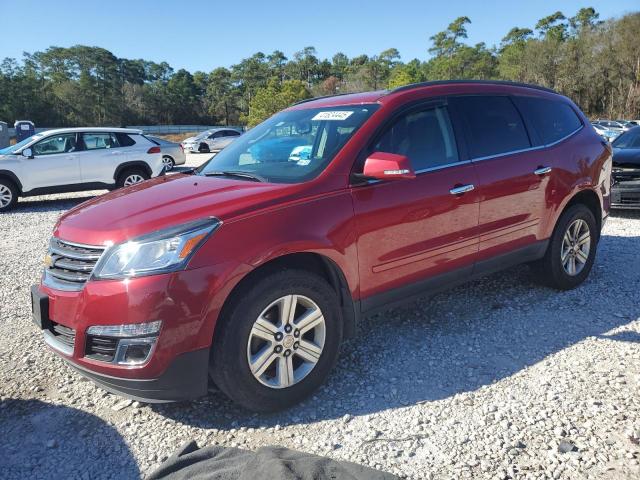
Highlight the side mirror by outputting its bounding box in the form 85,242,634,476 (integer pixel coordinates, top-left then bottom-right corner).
22,148,33,159
362,152,416,181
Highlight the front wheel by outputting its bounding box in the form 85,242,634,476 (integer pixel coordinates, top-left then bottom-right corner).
0,179,18,212
532,204,598,290
210,269,342,412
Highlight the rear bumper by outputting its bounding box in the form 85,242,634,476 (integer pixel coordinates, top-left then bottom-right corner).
64,348,210,403
612,178,640,209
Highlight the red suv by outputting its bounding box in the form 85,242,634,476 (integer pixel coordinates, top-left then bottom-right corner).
32,81,611,411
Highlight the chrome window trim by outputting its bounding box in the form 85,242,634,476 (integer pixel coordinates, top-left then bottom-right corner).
469,125,584,163
414,159,472,175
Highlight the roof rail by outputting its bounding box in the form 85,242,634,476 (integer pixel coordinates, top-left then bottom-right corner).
292,90,384,106
388,80,557,95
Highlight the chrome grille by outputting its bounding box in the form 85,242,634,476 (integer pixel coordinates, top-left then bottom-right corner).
45,238,106,290
85,336,118,362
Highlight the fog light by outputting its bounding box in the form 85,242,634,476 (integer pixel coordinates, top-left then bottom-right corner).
114,337,157,366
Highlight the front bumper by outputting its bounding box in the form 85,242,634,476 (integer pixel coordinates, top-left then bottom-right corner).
64,348,210,403
32,263,235,402
612,177,640,209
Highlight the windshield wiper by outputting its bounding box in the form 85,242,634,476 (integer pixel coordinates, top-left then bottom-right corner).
203,171,266,182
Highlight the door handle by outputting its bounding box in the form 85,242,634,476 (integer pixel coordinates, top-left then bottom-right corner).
534,166,552,176
449,184,475,195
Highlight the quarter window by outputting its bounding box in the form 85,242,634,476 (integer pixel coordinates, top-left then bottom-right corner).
32,133,78,156
82,133,120,150
450,96,531,159
373,106,459,171
513,96,582,145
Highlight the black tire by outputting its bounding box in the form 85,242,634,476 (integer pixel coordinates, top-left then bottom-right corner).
0,178,18,212
531,204,598,290
210,269,343,412
116,168,150,188
198,142,210,153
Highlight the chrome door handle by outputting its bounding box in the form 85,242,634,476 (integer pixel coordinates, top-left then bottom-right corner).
534,166,552,176
449,184,475,195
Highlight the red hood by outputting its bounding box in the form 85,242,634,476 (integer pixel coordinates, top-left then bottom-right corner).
54,174,300,245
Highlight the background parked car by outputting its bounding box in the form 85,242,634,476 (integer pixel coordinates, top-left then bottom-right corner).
181,128,242,154
591,123,619,142
148,136,186,171
593,120,633,133
0,127,164,211
611,126,640,209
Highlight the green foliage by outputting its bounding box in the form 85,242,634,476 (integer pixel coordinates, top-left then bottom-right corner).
246,79,310,126
0,8,638,128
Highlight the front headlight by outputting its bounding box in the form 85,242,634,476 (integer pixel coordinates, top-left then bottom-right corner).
92,218,220,279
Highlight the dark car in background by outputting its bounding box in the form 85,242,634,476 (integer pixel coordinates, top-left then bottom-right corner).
611,126,640,209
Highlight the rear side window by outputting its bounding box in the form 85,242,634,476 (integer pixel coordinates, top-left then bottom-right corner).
116,133,136,147
450,96,531,159
82,133,120,150
514,97,582,145
373,106,459,171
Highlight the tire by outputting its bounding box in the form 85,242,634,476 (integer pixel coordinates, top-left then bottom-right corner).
0,178,18,212
210,269,343,412
198,143,210,154
162,156,175,171
531,204,598,290
116,168,150,188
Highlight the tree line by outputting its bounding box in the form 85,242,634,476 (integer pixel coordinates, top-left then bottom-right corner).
0,7,638,129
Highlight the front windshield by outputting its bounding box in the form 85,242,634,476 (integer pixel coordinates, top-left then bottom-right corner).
198,105,378,183
0,134,42,155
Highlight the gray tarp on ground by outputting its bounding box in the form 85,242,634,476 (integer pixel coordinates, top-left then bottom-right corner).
148,441,399,480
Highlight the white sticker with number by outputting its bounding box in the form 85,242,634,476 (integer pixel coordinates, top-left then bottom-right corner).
312,111,353,121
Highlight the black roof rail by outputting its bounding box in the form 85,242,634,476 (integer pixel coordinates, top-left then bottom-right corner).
292,90,385,106
388,80,557,95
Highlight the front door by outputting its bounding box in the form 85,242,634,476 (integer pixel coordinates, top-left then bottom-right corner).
24,133,82,191
351,103,480,310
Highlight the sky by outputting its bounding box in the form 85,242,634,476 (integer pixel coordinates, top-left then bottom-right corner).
0,0,637,72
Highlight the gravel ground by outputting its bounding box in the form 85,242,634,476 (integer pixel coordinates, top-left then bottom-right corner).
1,156,639,479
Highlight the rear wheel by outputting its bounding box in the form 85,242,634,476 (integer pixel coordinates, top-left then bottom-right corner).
116,168,149,188
162,156,175,171
210,269,342,412
0,179,18,212
532,204,598,290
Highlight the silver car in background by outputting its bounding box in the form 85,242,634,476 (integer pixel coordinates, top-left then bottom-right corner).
148,136,186,171
181,128,242,154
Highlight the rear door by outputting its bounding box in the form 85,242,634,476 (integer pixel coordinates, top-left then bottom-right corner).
25,133,82,190
78,132,125,184
449,95,554,263
351,101,480,308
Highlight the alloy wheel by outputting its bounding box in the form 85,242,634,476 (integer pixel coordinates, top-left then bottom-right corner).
123,174,145,186
162,156,174,171
0,185,12,208
246,294,326,389
561,218,591,276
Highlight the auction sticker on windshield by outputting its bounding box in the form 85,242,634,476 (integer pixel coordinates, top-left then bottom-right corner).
312,111,353,121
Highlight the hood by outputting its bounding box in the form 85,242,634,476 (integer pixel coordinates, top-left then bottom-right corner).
612,148,640,168
182,137,197,143
54,174,301,245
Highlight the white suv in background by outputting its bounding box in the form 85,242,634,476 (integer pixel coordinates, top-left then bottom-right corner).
0,128,164,212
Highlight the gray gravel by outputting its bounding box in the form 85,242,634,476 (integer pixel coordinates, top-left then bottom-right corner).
1,160,639,479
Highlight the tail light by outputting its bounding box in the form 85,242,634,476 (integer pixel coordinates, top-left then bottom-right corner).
147,146,161,154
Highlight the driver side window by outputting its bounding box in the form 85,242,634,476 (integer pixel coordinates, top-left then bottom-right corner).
373,106,459,171
32,133,78,156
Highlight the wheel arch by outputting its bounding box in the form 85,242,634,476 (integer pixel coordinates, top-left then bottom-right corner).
0,170,23,194
215,252,358,343
113,161,152,181
560,188,602,239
